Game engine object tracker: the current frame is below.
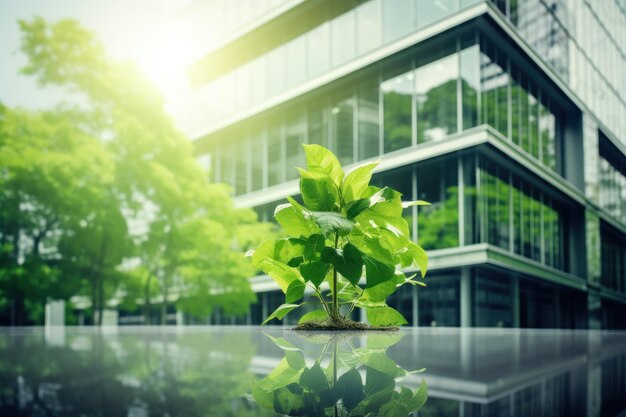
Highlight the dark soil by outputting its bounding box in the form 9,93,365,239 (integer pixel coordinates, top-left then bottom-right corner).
293,318,399,332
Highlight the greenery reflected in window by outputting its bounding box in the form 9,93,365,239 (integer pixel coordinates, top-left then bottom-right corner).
460,45,480,130
382,67,413,153
471,154,564,270
417,158,459,250
539,100,557,170
415,54,459,143
480,41,508,137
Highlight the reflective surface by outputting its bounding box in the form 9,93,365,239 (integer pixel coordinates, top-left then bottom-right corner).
1,327,626,416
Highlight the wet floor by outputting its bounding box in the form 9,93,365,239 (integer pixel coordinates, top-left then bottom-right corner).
0,326,625,416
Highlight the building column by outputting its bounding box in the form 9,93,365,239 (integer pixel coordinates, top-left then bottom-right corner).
412,285,419,327
460,268,472,327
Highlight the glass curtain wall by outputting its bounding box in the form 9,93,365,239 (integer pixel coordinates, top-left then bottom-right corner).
469,153,565,270
599,154,626,225
209,31,563,197
601,225,626,294
190,0,484,130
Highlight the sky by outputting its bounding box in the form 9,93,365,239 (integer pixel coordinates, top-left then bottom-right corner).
0,0,183,112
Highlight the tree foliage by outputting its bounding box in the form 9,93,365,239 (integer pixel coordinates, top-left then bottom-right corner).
250,145,428,326
0,17,272,324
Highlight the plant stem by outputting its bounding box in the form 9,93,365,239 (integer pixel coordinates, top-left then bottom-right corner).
332,232,339,322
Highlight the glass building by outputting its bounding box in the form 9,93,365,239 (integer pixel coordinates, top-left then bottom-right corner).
171,0,626,329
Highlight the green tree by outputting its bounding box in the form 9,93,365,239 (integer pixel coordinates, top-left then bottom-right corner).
0,17,272,324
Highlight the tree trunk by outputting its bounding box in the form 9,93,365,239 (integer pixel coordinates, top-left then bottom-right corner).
143,272,153,325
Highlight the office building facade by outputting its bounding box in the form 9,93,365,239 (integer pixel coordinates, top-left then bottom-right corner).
171,0,626,328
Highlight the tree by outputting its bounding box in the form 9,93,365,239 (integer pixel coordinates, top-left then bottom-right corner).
0,17,272,324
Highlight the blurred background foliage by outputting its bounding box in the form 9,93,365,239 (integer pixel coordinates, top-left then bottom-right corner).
0,17,274,325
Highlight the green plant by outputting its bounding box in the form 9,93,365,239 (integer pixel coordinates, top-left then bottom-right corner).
249,145,428,327
252,333,428,416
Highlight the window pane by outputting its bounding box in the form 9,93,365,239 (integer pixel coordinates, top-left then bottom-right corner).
308,101,330,149
510,68,521,146
475,272,512,327
418,273,460,327
307,23,330,77
219,142,235,190
539,100,556,170
331,10,356,66
416,0,456,29
480,41,508,137
528,86,539,159
267,47,285,95
331,92,355,166
285,36,306,88
250,129,264,191
356,0,381,55
357,81,380,160
416,53,459,143
382,67,413,153
382,0,413,43
460,45,480,130
285,113,305,180
267,122,283,186
235,135,248,195
417,158,459,250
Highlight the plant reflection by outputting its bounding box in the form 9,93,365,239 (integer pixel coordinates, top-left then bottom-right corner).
252,333,427,416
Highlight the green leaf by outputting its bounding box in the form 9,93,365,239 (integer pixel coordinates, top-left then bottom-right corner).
297,168,339,211
302,144,344,186
410,379,428,411
299,260,329,287
273,386,306,415
286,280,305,303
299,362,329,393
363,255,395,288
341,161,379,202
265,335,301,351
309,211,354,237
304,234,326,261
251,239,277,268
274,203,318,237
252,358,302,410
262,303,300,325
346,187,397,219
361,280,396,303
298,309,329,324
340,243,364,285
274,238,306,266
408,242,428,278
366,306,408,326
257,259,303,292
333,368,364,409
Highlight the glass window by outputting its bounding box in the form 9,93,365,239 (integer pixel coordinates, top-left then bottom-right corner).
266,47,285,95
382,0,413,43
219,142,235,190
249,56,267,105
235,135,249,195
356,0,381,55
382,67,413,153
307,101,330,149
418,273,460,327
475,272,513,327
482,163,511,250
415,53,459,143
250,128,265,191
357,81,380,160
285,112,305,181
531,190,541,262
417,158,459,250
512,177,523,255
539,100,556,170
509,68,522,146
331,10,356,67
528,86,539,159
285,36,306,88
480,41,508,137
307,22,330,77
460,45,480,130
416,0,456,29
331,92,355,166
267,121,283,187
